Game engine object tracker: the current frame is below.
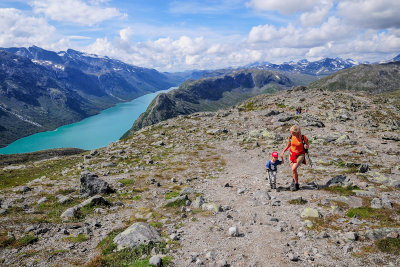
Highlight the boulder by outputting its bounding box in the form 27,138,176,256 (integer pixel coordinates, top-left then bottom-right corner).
78,195,110,208
149,256,162,267
61,207,78,220
80,171,114,197
192,196,205,209
202,203,222,212
113,222,162,251
371,198,382,209
325,175,347,187
300,208,322,218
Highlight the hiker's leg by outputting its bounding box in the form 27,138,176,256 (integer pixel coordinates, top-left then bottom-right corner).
291,163,299,183
292,155,305,184
271,171,277,185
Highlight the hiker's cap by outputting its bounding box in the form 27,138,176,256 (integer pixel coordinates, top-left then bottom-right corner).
272,152,279,158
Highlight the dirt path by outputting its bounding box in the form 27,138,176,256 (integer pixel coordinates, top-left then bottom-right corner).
172,138,363,266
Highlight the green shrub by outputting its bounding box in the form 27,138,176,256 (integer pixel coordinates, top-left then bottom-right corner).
376,238,400,254
65,234,88,243
288,197,308,205
14,234,38,248
323,185,359,196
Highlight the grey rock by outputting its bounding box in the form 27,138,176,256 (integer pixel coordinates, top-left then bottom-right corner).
371,198,382,209
36,228,49,235
149,256,162,267
301,208,322,218
381,194,393,209
229,226,239,237
37,197,48,204
325,175,347,186
288,253,299,261
364,228,400,240
192,196,205,209
166,195,188,206
237,188,245,194
345,232,358,241
202,203,222,212
80,171,114,197
0,209,7,215
21,186,31,193
25,225,36,233
113,222,162,251
381,134,400,141
278,115,294,122
102,162,116,168
78,195,110,208
57,195,72,204
359,164,369,173
205,251,216,260
180,186,194,195
343,245,353,253
61,207,78,219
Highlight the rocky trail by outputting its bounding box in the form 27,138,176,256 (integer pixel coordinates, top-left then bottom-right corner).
1,87,400,266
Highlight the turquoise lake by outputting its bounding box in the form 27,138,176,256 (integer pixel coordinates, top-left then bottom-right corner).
0,88,175,154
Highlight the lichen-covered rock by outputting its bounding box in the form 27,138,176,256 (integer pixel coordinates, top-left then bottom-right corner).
80,171,114,197
300,208,322,218
113,222,162,251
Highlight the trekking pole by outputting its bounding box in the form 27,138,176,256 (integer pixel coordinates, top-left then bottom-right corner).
307,152,313,168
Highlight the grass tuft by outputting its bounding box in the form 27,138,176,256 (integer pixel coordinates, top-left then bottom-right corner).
376,238,400,255
323,185,359,196
288,197,308,205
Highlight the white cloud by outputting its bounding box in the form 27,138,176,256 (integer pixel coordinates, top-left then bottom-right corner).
248,17,354,48
246,0,322,15
0,8,64,48
119,27,133,42
338,0,400,29
299,1,333,27
30,0,122,26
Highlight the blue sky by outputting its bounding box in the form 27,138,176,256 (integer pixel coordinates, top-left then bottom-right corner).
1,0,400,71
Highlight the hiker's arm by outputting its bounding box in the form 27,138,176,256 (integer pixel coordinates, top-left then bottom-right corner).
304,136,309,150
280,139,290,158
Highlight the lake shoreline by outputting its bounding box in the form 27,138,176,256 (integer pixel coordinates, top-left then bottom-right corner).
0,87,176,155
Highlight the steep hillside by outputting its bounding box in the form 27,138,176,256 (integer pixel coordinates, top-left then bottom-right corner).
123,69,293,137
0,47,178,147
0,87,399,266
308,62,400,93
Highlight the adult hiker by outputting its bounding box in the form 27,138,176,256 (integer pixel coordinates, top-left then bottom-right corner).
280,125,309,191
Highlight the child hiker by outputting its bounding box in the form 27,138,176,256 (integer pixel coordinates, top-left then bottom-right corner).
266,151,283,189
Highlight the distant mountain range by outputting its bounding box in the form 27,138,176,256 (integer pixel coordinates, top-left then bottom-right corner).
122,69,293,137
308,61,400,93
244,57,359,76
0,46,180,148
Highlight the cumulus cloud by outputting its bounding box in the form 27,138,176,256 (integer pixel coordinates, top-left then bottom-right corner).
30,0,122,26
0,8,64,48
246,0,322,15
337,0,400,29
248,17,355,48
299,1,333,27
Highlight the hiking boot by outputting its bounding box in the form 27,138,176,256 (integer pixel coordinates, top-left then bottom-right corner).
273,183,277,189
295,183,300,190
290,181,296,191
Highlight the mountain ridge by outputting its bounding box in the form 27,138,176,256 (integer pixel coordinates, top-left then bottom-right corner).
0,46,180,148
122,69,293,137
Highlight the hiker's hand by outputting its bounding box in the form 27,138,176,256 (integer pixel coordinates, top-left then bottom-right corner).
281,158,284,164
304,144,309,150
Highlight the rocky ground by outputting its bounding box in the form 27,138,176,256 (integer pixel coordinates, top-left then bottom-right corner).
1,87,399,266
